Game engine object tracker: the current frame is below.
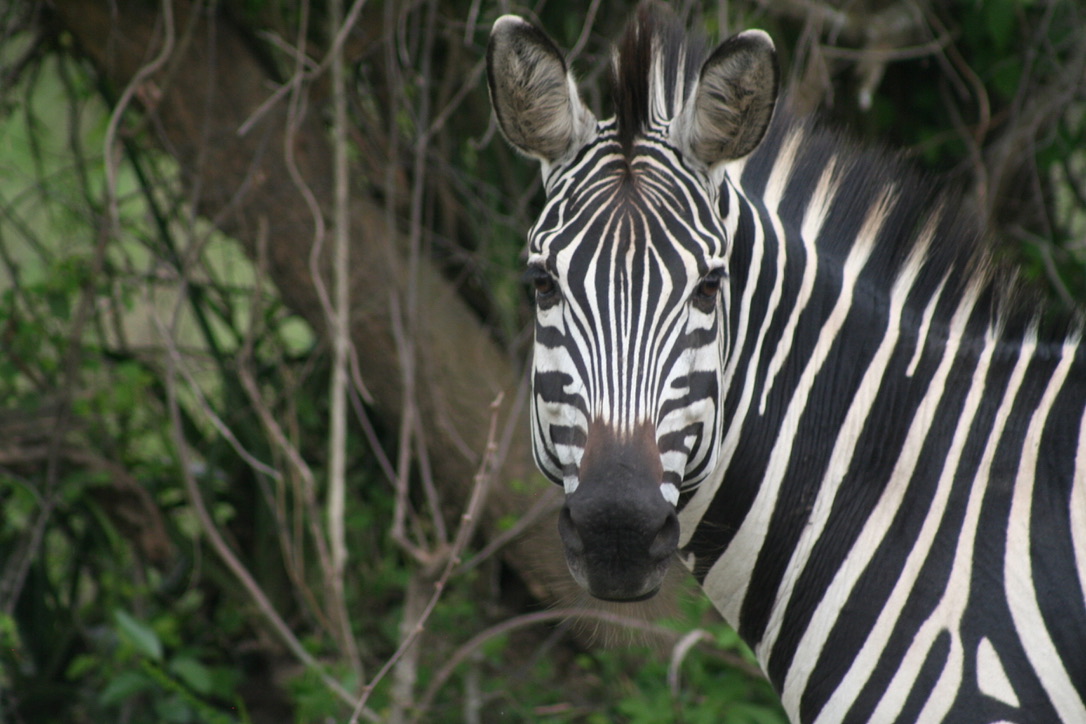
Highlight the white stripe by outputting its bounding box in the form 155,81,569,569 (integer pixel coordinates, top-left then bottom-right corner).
758,159,840,414
679,129,805,550
761,189,910,665
1072,402,1086,618
905,276,948,378
1004,339,1086,723
802,283,984,723
720,125,803,430
565,205,616,422
774,222,938,713
706,189,882,628
879,328,1032,723
904,211,947,378
661,482,680,505
977,636,1020,708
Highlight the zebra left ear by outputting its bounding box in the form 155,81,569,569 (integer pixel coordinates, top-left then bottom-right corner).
673,30,779,169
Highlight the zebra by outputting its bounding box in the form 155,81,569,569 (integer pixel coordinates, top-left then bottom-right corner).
486,3,1086,722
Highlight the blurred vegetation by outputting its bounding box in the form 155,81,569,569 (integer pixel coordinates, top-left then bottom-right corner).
1,0,1083,722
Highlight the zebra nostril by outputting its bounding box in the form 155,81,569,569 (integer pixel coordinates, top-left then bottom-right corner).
649,511,679,561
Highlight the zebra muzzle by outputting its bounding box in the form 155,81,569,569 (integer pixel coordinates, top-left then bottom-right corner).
558,421,679,601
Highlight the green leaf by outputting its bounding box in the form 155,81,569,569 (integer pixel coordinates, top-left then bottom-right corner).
169,656,213,695
66,653,99,680
728,702,790,724
0,612,17,643
713,625,742,650
990,60,1022,100
114,609,164,661
984,0,1017,53
154,694,195,723
100,670,154,705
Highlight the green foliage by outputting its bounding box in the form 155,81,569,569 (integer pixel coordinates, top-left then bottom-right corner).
850,0,1086,303
90,609,242,724
114,609,165,661
398,590,786,723
0,42,280,724
594,642,785,724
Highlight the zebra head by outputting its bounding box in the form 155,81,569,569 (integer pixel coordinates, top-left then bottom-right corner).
488,5,778,601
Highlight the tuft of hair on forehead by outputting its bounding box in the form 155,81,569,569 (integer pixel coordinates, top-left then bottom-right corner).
611,2,708,158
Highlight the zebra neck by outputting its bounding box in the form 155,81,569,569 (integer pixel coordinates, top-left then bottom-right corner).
680,143,1086,692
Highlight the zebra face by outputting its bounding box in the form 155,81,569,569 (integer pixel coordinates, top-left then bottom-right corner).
488,8,777,601
526,156,731,600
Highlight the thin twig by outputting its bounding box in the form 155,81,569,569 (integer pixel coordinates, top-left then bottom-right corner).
453,486,562,576
412,607,764,720
327,0,360,681
237,0,370,136
1,17,154,613
668,629,713,696
348,379,399,485
405,0,450,551
103,0,174,235
348,393,505,723
818,35,950,63
160,347,282,481
154,295,376,722
566,0,602,62
234,352,344,632
274,0,361,674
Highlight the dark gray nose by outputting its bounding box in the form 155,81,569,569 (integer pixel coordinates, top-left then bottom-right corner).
558,422,679,601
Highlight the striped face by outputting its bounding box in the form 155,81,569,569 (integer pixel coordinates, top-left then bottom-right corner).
488,9,777,600
526,128,730,503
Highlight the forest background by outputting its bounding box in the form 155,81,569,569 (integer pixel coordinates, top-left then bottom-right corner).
1,0,1084,722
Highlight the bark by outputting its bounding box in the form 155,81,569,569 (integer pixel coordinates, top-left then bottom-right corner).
48,0,569,603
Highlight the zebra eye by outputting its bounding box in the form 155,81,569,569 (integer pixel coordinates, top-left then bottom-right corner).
693,269,725,308
697,277,720,297
524,265,560,306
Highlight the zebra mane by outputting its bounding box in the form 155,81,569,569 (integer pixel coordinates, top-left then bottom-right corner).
612,2,706,157
748,108,1083,344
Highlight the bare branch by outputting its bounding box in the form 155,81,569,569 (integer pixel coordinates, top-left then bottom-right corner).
327,0,360,681
348,393,506,723
157,301,375,720
236,0,371,136
413,606,765,720
103,0,174,235
668,629,714,697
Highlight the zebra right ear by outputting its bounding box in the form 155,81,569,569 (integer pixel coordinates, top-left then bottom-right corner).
487,15,596,166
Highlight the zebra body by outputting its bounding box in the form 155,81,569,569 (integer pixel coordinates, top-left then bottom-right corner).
487,5,1086,722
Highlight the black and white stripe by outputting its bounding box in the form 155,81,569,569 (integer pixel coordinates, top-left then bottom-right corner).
488,3,1086,721
527,125,729,500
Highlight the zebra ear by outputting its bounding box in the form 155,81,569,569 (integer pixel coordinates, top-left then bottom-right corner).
673,30,779,168
487,15,596,165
